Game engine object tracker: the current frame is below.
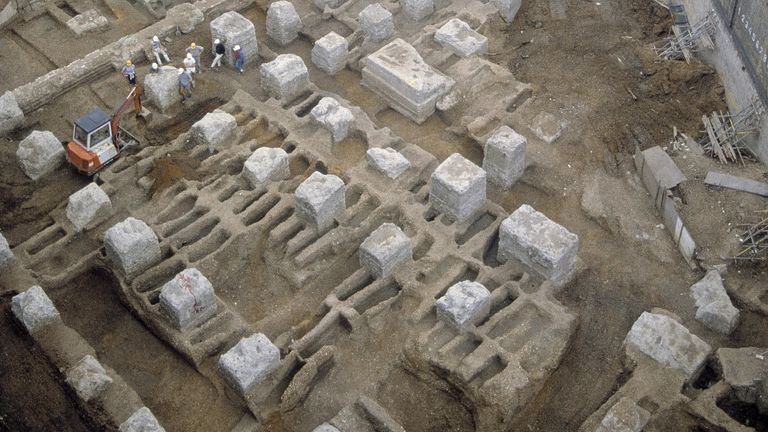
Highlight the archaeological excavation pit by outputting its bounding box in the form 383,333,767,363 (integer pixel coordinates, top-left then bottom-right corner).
2,0,768,431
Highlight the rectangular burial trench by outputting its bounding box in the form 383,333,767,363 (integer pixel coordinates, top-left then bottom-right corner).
48,268,245,432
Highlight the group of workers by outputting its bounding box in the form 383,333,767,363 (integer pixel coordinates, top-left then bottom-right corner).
121,35,247,104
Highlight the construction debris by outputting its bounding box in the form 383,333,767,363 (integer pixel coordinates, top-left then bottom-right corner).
654,8,715,63
728,216,768,263
699,100,763,165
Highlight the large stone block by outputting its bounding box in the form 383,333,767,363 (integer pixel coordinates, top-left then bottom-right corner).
66,183,113,232
313,424,341,432
716,347,768,414
309,97,355,143
359,3,394,43
498,204,578,286
690,270,739,335
495,0,521,22
362,39,453,124
210,11,258,67
0,91,24,136
143,66,181,113
436,281,491,329
242,147,289,188
483,126,526,189
295,172,346,234
312,32,348,75
16,130,64,181
434,18,488,57
624,311,711,378
402,0,433,21
595,397,651,432
190,109,237,152
266,1,302,46
0,231,14,270
11,286,61,334
119,407,165,432
104,217,162,279
359,223,412,278
66,355,113,402
366,147,411,179
66,9,109,37
260,54,310,100
219,333,281,395
430,153,486,222
159,268,217,331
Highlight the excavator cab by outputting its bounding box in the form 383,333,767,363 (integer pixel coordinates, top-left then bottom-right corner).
67,110,119,175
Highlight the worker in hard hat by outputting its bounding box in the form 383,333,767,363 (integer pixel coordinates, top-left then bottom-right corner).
233,45,245,74
151,35,171,65
121,60,136,86
150,62,159,73
178,68,192,102
183,53,197,87
186,42,204,73
211,39,225,70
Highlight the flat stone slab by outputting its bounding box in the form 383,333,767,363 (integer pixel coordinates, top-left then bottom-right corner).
690,270,739,335
498,204,579,286
160,268,217,331
403,0,433,21
435,18,488,57
312,32,348,75
66,183,113,232
483,125,527,189
530,111,568,144
119,407,165,432
190,109,237,152
242,147,289,188
0,231,14,270
359,223,412,278
639,146,685,189
704,171,768,197
716,347,768,414
261,54,310,100
310,97,354,143
359,3,394,43
210,11,258,67
104,217,162,279
266,1,302,46
366,147,411,179
295,172,346,234
595,397,651,432
219,333,281,395
11,286,61,334
0,91,24,136
144,66,181,112
17,130,64,181
66,355,113,402
430,153,486,222
436,280,491,329
624,311,711,378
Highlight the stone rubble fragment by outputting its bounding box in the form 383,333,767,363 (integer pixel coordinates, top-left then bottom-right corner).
430,153,486,222
689,270,739,335
402,0,434,21
242,147,290,188
104,217,162,279
312,32,348,75
261,54,310,100
189,109,237,153
16,130,65,181
309,97,355,143
358,3,394,43
66,183,113,232
495,0,522,23
435,280,491,329
144,66,182,112
312,424,341,432
314,0,342,10
160,268,217,331
366,147,411,179
530,111,568,144
0,231,15,270
119,407,165,432
716,347,768,415
0,91,24,136
210,11,258,67
66,10,109,37
359,223,412,278
65,355,114,402
266,1,303,46
11,286,61,334
595,397,651,432
295,172,346,234
219,333,281,396
482,125,526,189
434,18,488,57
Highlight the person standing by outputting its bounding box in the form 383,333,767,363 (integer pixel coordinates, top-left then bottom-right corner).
233,45,245,74
186,42,204,73
211,39,225,70
183,53,197,87
178,68,192,103
151,35,171,65
150,62,159,73
121,60,136,86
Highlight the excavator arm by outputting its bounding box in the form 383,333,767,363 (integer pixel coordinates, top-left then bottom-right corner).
110,85,142,148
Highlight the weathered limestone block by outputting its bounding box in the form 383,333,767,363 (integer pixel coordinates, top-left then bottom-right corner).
434,18,488,57
531,111,568,144
436,281,491,329
359,3,394,43
359,223,412,278
402,0,433,21
0,91,24,136
144,66,181,113
104,217,162,279
313,424,341,432
260,54,310,100
0,231,14,270
66,355,113,402
312,32,348,75
219,333,281,395
362,39,453,124
66,10,109,37
210,11,258,67
314,0,342,10
495,0,521,23
11,286,61,334
295,172,346,234
716,347,768,414
690,270,739,335
595,398,651,432
483,125,526,188
624,311,711,378
242,147,289,188
66,183,113,232
430,153,486,222
266,1,302,46
159,268,217,331
190,109,237,152
366,147,411,179
119,407,165,432
309,97,354,143
166,3,204,34
498,204,578,286
16,130,64,181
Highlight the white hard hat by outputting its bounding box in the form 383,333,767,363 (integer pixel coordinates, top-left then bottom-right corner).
151,62,158,69
234,45,240,50
186,52,193,59
214,38,220,44
153,35,159,42
178,67,184,74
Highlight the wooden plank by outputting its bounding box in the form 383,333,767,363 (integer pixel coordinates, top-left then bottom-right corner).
703,114,727,163
712,112,734,160
704,171,768,197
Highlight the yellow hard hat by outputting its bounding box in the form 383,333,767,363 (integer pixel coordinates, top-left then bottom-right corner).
126,59,132,65
191,42,196,48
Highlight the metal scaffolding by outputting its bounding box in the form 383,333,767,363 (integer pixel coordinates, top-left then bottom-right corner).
699,99,764,165
655,7,716,63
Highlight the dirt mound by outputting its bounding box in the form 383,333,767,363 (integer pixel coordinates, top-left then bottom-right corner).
146,153,201,197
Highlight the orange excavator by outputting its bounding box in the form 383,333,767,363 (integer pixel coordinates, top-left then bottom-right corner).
66,86,147,175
